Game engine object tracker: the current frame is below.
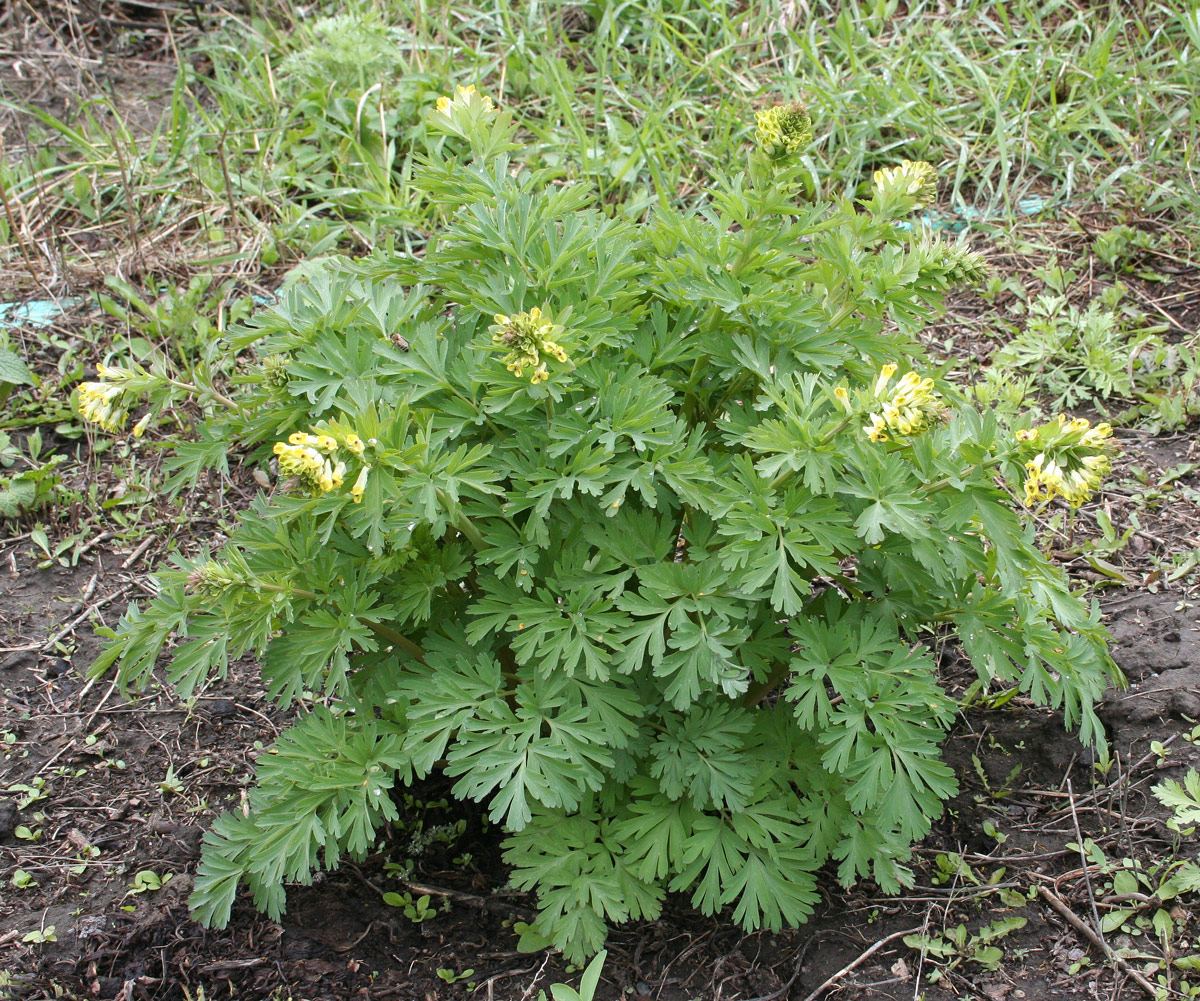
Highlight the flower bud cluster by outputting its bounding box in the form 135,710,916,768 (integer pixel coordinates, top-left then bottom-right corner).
262,354,292,392
1015,415,1116,508
753,104,813,162
916,235,988,290
490,307,569,384
186,559,246,596
271,429,369,501
435,83,496,125
862,364,944,442
873,159,938,208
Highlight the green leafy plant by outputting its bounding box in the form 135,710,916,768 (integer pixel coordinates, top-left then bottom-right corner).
0,343,34,408
1090,223,1159,274
985,279,1198,432
380,890,445,923
538,949,606,1001
0,430,67,519
1071,836,1200,958
990,284,1172,411
88,95,1119,962
904,917,1027,981
1155,769,1200,836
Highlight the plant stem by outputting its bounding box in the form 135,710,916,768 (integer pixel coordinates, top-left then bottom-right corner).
430,486,487,551
365,621,427,663
744,660,792,708
168,377,238,411
454,515,487,551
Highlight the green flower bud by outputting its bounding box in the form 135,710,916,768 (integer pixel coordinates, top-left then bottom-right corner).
754,104,813,162
916,235,989,289
262,354,292,392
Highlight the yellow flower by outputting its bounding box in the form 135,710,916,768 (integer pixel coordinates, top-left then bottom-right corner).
273,439,338,496
435,83,495,118
873,159,938,208
76,381,127,433
862,365,943,443
863,414,890,443
1015,415,1118,509
490,306,571,384
350,466,370,503
273,428,375,501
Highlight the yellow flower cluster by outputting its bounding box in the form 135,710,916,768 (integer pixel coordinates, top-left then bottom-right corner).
862,364,943,442
436,84,495,117
76,378,127,433
754,104,813,161
271,430,370,501
873,159,938,208
490,307,569,384
75,362,151,434
1016,415,1116,508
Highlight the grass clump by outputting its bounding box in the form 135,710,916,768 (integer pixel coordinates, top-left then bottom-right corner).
3,0,1198,282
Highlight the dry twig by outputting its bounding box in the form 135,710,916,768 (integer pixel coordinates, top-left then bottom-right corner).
1036,886,1157,999
799,926,922,1001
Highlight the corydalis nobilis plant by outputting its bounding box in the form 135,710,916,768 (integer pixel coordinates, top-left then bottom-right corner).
86,93,1121,962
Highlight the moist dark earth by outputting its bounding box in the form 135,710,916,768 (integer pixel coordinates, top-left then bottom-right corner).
1,532,1197,1001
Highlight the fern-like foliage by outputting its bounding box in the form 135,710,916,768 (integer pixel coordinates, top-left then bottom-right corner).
88,93,1122,963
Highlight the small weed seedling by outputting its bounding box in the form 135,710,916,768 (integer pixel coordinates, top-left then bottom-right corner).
904,917,1028,981
537,950,607,1001
381,891,446,924
127,871,173,896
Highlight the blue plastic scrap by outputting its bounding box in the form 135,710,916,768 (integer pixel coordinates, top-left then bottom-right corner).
0,298,81,330
895,195,1054,232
